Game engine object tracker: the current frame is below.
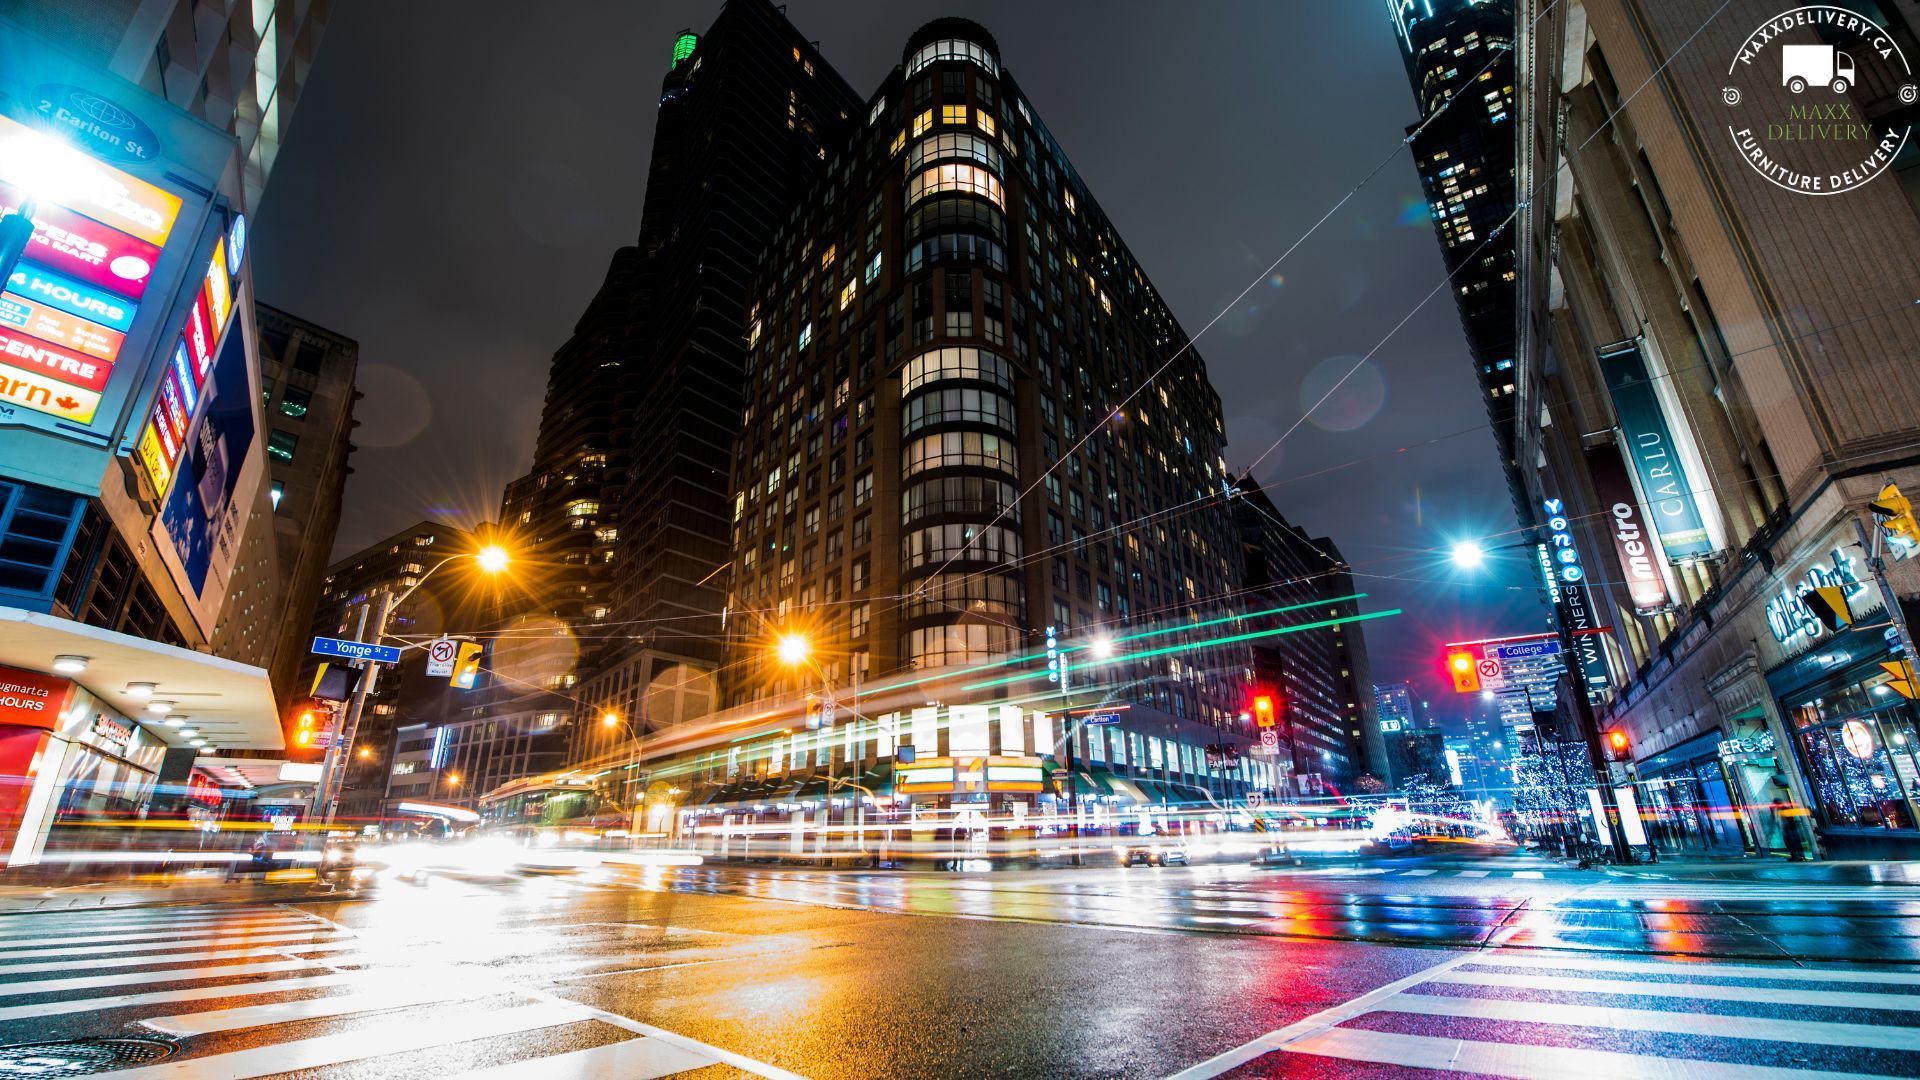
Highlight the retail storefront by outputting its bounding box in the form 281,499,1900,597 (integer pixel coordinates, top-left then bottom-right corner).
1766,607,1920,858
1632,729,1748,853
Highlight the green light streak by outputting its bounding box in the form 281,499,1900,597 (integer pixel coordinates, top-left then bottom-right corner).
959,608,1404,692
858,593,1367,698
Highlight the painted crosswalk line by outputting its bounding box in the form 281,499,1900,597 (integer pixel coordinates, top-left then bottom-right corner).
1164,949,1920,1079
0,903,794,1080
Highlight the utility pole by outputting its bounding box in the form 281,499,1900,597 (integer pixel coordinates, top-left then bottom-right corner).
322,590,393,825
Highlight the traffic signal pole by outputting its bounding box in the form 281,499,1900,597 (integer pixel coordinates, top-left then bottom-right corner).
322,590,394,825
1558,630,1635,865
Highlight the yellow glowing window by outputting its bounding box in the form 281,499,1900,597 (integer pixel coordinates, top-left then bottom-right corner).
942,105,968,126
978,110,995,137
912,110,933,137
821,244,836,269
839,280,857,310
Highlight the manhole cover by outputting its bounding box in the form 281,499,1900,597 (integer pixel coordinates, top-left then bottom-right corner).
0,1038,175,1075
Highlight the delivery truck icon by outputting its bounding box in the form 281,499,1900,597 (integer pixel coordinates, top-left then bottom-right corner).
1782,44,1856,94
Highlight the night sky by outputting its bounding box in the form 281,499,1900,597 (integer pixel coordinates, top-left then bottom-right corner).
251,0,1545,718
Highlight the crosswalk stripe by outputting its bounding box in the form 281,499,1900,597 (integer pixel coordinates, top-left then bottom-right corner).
1399,869,1438,877
1433,968,1920,1010
1457,870,1490,877
1279,1025,1882,1079
0,971,364,1022
1512,870,1545,879
0,911,299,936
0,957,320,998
139,977,492,1036
93,1001,588,1079
444,1035,718,1079
1469,954,1920,985
0,938,360,975
1377,989,1920,1051
0,930,344,961
0,920,319,950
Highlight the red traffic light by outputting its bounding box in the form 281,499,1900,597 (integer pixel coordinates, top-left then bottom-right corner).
1447,650,1481,693
1604,729,1630,760
1252,694,1277,727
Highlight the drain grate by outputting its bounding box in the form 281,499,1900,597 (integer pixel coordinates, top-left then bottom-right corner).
0,1038,176,1075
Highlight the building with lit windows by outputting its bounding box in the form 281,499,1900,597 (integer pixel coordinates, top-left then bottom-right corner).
1233,477,1378,793
1510,0,1920,858
245,304,356,715
509,0,861,780
1388,0,1524,520
306,521,468,819
704,17,1274,826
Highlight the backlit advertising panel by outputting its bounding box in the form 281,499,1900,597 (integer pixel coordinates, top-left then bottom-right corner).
0,360,99,424
5,262,135,332
202,238,230,334
155,326,257,630
0,113,181,247
1586,443,1673,614
0,181,159,297
0,327,109,391
181,290,212,376
0,292,124,361
1597,340,1713,561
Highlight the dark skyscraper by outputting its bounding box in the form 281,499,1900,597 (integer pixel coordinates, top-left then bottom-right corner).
509,0,862,775
726,17,1251,735
1388,0,1522,518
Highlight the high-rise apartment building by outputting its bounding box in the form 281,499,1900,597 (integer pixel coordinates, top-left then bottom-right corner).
0,0,331,208
1388,0,1524,518
509,0,861,778
1233,477,1373,794
1510,0,1920,858
728,18,1251,729
306,520,469,818
247,304,357,713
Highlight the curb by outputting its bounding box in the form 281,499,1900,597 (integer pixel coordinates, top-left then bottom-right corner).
0,887,369,916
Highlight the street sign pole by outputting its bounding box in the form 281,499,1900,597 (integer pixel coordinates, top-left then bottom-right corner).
324,590,394,825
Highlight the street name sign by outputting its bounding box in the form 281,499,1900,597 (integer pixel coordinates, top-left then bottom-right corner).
1083,712,1122,726
1488,640,1560,661
310,636,402,664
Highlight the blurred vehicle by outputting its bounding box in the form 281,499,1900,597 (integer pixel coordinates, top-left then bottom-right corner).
1123,843,1189,867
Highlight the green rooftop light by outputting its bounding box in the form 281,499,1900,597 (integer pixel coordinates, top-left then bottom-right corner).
672,32,698,68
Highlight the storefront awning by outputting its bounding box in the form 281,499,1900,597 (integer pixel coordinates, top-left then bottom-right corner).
0,608,282,751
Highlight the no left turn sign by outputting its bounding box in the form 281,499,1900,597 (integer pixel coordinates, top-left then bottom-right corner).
426,637,458,676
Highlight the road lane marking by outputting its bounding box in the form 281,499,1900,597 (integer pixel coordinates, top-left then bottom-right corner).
139,978,495,1036
0,930,345,960
0,938,360,974
1163,951,1481,1079
1433,968,1920,1010
1400,869,1439,877
0,972,365,1022
1376,990,1920,1051
1468,954,1920,985
1277,1026,1883,1079
0,911,302,936
1512,871,1545,879
0,920,319,949
0,958,319,998
445,1036,719,1079
92,1001,587,1079
1457,870,1490,878
514,983,808,1080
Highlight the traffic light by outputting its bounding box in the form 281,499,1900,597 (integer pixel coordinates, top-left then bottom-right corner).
309,662,362,703
1252,694,1276,728
1871,483,1920,548
288,700,327,762
1603,728,1631,762
450,641,484,689
1447,650,1481,693
1799,585,1853,632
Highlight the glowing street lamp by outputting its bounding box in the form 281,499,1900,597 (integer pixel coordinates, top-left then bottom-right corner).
776,632,812,667
476,544,511,574
1450,541,1487,570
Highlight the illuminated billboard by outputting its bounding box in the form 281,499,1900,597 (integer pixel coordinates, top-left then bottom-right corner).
134,215,246,499
0,114,181,247
0,181,159,298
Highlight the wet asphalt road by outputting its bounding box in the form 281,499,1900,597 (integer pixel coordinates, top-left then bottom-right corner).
3,854,1920,1078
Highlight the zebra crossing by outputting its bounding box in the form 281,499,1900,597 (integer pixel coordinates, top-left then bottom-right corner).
0,902,792,1078
1269,865,1552,880
1165,948,1920,1078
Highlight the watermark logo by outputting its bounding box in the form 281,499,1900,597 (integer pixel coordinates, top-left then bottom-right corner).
1722,5,1915,195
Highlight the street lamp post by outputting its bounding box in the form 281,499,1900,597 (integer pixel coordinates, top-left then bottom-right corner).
318,545,510,824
